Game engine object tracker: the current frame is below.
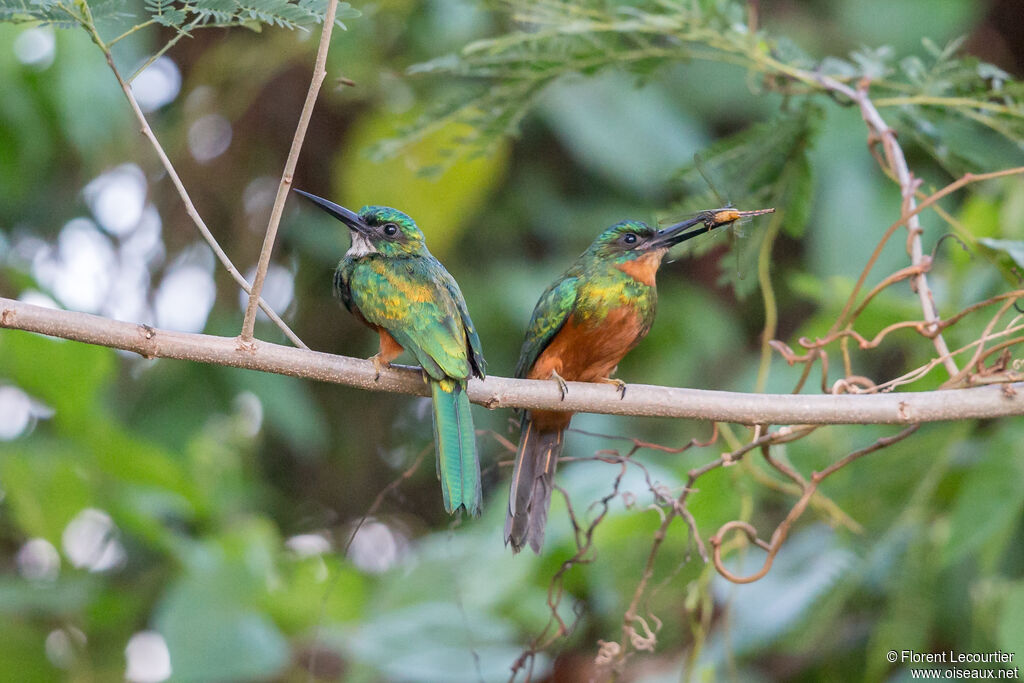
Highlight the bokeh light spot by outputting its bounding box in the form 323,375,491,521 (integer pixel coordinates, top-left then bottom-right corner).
131,57,181,113
13,26,55,69
240,263,294,321
233,391,264,438
84,164,148,237
16,538,61,581
243,176,279,216
0,385,53,440
33,218,117,313
0,386,32,440
62,508,126,572
46,628,86,669
121,204,165,266
154,262,216,333
17,289,60,310
125,631,172,683
346,520,407,574
188,114,232,163
285,533,331,557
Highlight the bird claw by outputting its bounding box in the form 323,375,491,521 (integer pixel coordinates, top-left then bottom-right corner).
370,354,390,382
600,377,627,399
550,370,568,401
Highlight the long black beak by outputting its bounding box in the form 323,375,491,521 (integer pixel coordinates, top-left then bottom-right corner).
293,189,369,233
651,207,775,248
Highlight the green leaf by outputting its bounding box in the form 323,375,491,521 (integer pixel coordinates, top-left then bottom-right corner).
837,0,978,56
960,195,1002,239
865,528,937,680
140,0,358,32
265,556,366,632
978,238,1024,271
0,330,113,433
0,443,96,541
52,28,132,160
387,0,1022,174
539,71,708,198
158,603,289,682
156,529,290,683
0,575,98,616
336,110,509,257
152,8,186,26
0,0,74,26
943,434,1024,567
0,621,55,682
343,602,535,683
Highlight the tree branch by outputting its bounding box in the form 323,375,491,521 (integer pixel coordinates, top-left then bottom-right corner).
3,297,1022,424
240,0,340,341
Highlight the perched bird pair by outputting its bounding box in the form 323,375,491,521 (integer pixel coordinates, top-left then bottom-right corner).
294,189,771,552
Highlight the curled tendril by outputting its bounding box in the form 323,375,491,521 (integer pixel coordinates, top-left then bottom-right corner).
710,521,779,584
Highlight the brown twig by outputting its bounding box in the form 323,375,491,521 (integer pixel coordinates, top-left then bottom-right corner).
710,425,920,583
610,425,816,667
608,449,735,670
240,0,341,341
876,320,1024,393
568,422,719,454
774,291,1024,394
816,75,955,375
943,299,1020,387
511,463,629,682
823,160,1024,346
742,455,863,533
793,290,1024,358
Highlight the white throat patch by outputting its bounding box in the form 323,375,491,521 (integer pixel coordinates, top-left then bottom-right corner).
347,231,378,257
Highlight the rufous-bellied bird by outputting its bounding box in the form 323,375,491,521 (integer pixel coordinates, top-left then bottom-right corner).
505,207,774,553
295,189,486,516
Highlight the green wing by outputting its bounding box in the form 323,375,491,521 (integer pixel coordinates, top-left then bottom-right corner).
436,261,486,379
514,275,579,379
348,257,474,381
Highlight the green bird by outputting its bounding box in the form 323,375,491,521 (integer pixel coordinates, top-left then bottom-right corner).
295,189,486,516
506,207,774,553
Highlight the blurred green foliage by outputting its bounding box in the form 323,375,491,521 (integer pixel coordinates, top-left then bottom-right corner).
1,0,1024,681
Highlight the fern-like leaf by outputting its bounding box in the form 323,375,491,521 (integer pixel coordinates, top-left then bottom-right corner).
379,0,1023,179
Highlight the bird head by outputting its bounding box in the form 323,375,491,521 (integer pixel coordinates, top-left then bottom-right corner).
587,208,775,263
587,220,662,262
294,189,426,257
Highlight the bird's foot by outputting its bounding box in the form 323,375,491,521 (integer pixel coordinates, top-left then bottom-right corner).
599,376,627,399
550,370,568,401
369,354,390,381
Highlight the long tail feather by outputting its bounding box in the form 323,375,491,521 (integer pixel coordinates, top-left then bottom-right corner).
430,380,482,516
504,415,564,554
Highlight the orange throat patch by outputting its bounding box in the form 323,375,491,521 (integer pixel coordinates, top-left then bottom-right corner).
614,249,664,286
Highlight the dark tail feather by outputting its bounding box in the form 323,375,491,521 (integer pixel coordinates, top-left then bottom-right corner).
430,380,482,516
504,416,564,554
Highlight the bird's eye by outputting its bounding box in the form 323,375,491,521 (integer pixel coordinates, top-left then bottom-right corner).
383,223,399,236
623,233,638,245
